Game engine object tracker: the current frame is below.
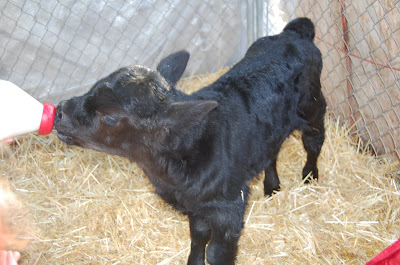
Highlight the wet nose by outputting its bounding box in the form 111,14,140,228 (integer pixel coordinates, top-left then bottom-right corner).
57,100,67,110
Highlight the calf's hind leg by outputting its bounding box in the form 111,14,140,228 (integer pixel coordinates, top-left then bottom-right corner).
264,158,280,196
301,114,325,183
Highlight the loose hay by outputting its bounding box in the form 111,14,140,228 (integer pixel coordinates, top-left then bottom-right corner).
0,70,399,265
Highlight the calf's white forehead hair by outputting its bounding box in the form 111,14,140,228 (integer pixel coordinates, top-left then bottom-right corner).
119,65,171,93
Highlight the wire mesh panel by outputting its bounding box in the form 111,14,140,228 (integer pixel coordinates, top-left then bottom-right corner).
270,0,400,160
0,0,246,103
1,0,399,162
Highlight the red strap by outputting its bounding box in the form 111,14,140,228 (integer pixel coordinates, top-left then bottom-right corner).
38,102,56,135
367,238,400,265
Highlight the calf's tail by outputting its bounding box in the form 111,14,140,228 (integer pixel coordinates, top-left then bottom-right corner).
283,17,315,42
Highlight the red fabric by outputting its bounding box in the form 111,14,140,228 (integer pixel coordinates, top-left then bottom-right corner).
367,238,400,265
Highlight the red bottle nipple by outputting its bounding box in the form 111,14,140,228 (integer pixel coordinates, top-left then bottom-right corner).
38,102,56,135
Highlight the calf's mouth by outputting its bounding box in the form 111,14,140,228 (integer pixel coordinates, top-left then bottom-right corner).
56,131,77,145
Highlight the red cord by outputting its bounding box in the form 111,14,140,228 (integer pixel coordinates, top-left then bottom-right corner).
314,36,400,72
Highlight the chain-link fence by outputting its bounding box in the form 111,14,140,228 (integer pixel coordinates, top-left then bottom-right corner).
0,0,246,103
1,0,399,162
291,0,399,161
247,0,399,161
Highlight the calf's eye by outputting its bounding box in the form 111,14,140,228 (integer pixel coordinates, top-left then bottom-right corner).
102,115,117,126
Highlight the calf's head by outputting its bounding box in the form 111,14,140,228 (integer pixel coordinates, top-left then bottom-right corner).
54,51,217,159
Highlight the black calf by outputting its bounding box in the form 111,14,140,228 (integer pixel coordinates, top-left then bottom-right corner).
55,17,326,265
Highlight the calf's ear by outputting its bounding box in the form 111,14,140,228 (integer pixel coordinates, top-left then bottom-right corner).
157,50,190,86
164,100,218,132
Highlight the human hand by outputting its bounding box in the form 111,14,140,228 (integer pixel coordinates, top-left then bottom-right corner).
0,251,20,265
2,138,13,144
0,180,28,265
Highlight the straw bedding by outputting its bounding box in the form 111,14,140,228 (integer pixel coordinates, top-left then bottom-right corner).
1,69,400,265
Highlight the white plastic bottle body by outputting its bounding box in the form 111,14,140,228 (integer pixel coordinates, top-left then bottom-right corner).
0,80,47,141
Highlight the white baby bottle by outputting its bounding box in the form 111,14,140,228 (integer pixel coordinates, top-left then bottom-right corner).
0,80,56,141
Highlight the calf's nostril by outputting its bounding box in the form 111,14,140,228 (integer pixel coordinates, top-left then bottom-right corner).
55,108,63,123
56,100,67,121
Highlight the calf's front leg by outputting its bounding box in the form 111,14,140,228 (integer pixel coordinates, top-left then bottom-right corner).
188,215,211,265
205,201,246,265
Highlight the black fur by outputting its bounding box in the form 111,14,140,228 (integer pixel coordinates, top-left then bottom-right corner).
55,17,326,265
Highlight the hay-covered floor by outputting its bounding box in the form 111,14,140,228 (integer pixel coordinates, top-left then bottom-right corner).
1,69,400,264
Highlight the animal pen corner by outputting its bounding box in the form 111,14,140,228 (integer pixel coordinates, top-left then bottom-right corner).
294,0,399,162
0,0,400,264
